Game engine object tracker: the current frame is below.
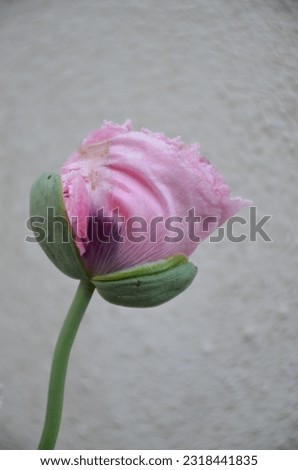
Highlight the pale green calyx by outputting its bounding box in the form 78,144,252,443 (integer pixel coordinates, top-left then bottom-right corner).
92,256,197,308
30,173,197,308
30,172,87,280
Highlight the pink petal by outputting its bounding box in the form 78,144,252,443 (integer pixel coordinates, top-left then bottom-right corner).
60,120,251,275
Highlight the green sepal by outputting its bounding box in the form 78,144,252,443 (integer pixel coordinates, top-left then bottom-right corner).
91,255,197,308
30,172,88,280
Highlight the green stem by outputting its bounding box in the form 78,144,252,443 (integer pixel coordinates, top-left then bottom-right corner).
38,280,95,450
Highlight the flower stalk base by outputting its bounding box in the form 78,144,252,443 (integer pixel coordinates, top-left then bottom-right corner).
38,280,95,450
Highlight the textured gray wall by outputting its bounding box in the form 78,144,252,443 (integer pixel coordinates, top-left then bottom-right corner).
0,0,297,450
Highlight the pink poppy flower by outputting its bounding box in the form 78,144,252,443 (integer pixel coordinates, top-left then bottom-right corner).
61,119,249,276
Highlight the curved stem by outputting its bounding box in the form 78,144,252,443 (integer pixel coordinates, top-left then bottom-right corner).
38,280,95,450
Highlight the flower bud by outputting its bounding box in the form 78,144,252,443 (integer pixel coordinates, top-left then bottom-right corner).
30,120,250,307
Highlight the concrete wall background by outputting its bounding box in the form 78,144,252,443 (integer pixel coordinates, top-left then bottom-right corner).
0,0,297,449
